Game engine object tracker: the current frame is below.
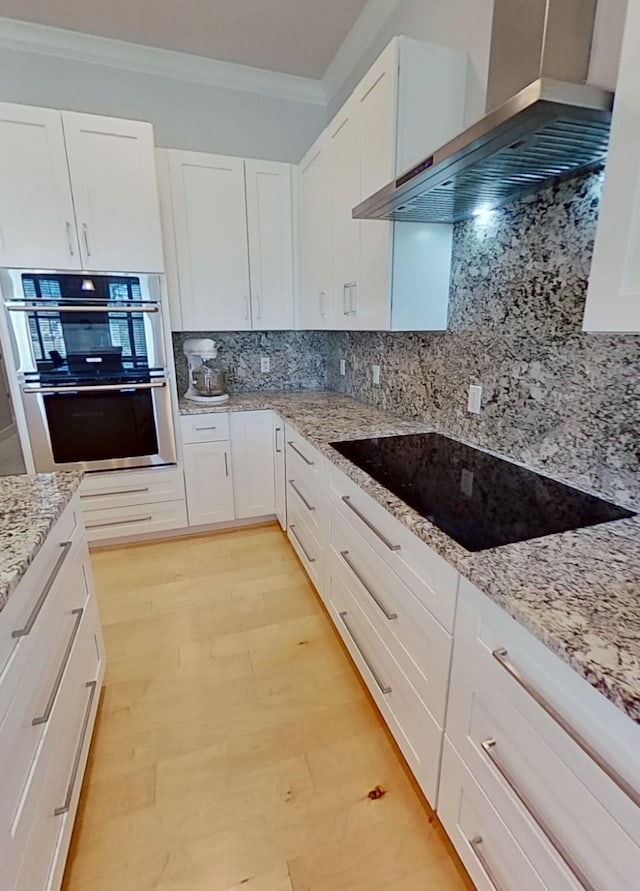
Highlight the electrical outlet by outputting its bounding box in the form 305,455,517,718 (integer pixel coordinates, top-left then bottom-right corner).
468,384,482,414
372,364,381,385
261,357,270,373
339,358,346,377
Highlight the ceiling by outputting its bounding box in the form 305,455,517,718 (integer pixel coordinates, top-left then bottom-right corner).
0,0,370,79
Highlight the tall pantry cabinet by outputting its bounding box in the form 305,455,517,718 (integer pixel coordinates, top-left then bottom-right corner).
297,37,468,332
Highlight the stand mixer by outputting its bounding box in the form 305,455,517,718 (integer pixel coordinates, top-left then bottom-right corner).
183,338,229,404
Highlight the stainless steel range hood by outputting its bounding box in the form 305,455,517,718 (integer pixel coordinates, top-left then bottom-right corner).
353,0,614,224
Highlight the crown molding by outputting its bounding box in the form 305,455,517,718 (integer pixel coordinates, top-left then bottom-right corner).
0,17,327,106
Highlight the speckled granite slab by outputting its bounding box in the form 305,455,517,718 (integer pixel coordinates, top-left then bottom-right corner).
181,390,640,722
0,472,83,612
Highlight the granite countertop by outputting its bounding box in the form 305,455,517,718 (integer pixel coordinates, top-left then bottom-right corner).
0,472,83,612
181,390,640,723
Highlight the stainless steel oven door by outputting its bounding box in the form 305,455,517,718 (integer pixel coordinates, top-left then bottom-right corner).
20,377,177,473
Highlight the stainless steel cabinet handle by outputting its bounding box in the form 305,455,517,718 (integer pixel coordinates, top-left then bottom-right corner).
350,282,357,316
33,608,84,726
195,426,217,432
224,451,230,477
289,480,315,512
275,426,282,454
340,550,398,620
23,381,167,395
319,290,327,318
12,541,72,638
86,516,152,530
287,440,314,465
289,524,315,563
82,486,149,499
54,680,97,816
481,739,595,890
341,496,401,552
66,221,75,256
343,283,350,316
492,648,640,809
8,303,159,314
469,836,505,891
244,294,250,321
339,611,391,695
255,293,262,320
82,222,91,257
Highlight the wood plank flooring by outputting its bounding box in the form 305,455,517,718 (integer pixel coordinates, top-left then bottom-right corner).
62,523,472,891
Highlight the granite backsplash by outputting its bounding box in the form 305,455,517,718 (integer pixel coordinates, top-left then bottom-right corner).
327,171,640,508
173,330,328,395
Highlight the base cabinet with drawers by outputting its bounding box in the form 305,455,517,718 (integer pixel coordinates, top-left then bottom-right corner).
285,425,327,595
0,495,105,891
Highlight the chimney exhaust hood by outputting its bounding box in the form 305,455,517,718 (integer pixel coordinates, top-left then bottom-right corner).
353,0,613,225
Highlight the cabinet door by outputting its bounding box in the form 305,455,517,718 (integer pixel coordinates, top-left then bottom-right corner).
272,414,287,531
328,99,361,329
230,411,275,519
298,134,331,328
245,160,294,330
169,151,251,331
584,0,640,332
183,441,235,527
62,112,164,273
0,103,79,270
356,43,396,330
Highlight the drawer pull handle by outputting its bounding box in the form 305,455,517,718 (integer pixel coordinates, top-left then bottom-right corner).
339,611,392,695
288,441,314,465
224,451,230,477
340,551,398,620
492,648,640,809
289,480,316,512
469,836,506,891
54,680,97,816
82,486,150,498
33,608,84,726
195,426,218,432
86,516,152,530
289,525,316,564
341,496,401,552
12,541,73,639
480,739,595,890
275,426,282,453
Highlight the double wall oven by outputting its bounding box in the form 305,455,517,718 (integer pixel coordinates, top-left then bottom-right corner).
2,270,176,472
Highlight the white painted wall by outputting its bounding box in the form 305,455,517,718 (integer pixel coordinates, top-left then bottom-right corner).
0,45,325,162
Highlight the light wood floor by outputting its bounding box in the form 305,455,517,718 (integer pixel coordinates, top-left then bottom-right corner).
62,523,473,891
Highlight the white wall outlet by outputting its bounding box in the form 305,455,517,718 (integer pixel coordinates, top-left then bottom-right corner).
468,384,482,414
372,364,381,385
261,357,270,373
339,358,346,376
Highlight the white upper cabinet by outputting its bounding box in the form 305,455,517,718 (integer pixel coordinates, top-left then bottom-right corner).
0,103,164,273
166,151,295,331
62,113,164,273
298,133,330,328
0,103,79,270
245,160,294,329
169,151,251,331
297,37,467,332
584,0,640,333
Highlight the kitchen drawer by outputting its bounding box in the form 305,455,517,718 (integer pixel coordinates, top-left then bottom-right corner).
287,474,327,546
180,412,230,444
83,499,188,543
2,596,103,891
0,500,79,692
287,503,324,595
326,564,443,806
447,578,640,891
328,508,452,726
79,466,185,511
0,543,91,848
328,464,459,632
285,426,325,488
439,739,548,891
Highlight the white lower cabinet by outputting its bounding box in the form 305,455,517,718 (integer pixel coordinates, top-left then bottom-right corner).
273,414,287,531
0,495,105,891
230,410,275,519
183,440,235,527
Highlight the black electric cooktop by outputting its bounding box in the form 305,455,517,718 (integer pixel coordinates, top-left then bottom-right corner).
330,433,635,552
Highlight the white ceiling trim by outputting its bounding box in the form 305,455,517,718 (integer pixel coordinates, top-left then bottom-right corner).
0,17,327,105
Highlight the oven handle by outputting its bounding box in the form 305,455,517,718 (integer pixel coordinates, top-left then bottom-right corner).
7,303,160,314
23,381,168,395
